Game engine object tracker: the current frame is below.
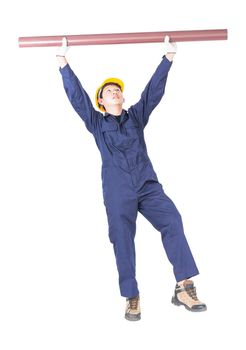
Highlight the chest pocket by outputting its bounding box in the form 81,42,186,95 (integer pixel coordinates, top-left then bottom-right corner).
125,120,139,130
101,122,118,133
124,120,141,141
101,120,140,151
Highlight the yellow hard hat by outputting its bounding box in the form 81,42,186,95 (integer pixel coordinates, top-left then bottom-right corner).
95,77,124,112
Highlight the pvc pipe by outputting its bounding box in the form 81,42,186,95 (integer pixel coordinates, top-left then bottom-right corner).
19,29,227,48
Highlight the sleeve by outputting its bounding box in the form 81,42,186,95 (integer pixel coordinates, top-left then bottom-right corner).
59,64,101,134
128,56,173,128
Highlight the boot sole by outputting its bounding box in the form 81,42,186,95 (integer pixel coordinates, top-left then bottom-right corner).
171,296,207,312
125,313,141,321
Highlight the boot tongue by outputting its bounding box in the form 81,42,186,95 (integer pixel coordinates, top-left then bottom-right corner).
183,280,194,287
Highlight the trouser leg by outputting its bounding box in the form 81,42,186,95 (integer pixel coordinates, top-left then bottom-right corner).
105,196,139,298
138,181,199,282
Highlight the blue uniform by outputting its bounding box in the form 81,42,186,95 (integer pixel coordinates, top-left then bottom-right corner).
59,57,199,298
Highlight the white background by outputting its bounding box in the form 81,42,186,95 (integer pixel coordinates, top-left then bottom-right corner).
1,0,245,349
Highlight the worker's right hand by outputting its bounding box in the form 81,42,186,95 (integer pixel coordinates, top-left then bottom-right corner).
163,35,177,55
56,37,70,57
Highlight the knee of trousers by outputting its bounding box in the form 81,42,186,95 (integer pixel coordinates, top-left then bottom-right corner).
106,214,136,244
108,225,136,245
104,203,137,244
161,209,184,237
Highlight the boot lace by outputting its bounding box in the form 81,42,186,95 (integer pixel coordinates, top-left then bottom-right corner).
129,297,139,310
186,285,198,301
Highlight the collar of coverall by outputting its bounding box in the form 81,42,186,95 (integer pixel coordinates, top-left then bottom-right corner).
104,109,127,118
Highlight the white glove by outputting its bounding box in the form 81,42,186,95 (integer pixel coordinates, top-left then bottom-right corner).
163,35,177,55
56,37,70,57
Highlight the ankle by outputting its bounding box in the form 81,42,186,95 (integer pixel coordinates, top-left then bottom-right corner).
177,279,189,287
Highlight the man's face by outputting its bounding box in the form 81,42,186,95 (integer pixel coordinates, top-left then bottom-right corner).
98,84,124,111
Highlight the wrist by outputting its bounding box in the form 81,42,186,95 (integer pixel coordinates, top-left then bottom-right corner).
165,53,175,62
56,55,68,68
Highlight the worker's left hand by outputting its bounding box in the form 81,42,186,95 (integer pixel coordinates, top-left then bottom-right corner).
163,35,177,55
56,37,70,57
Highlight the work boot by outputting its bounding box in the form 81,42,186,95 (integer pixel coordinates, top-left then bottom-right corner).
171,280,207,312
125,295,141,321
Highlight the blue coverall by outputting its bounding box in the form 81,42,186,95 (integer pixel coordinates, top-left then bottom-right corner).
59,56,199,298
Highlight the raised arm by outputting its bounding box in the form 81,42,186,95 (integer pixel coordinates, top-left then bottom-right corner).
56,38,100,134
129,36,177,128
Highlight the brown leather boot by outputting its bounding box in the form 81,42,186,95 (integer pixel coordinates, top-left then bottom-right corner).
171,280,207,312
125,295,141,321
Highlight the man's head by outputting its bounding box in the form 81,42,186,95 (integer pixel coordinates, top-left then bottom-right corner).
95,78,124,112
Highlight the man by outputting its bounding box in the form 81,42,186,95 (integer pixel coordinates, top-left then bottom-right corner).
56,36,207,321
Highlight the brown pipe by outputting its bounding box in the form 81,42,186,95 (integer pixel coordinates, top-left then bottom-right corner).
19,29,228,48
